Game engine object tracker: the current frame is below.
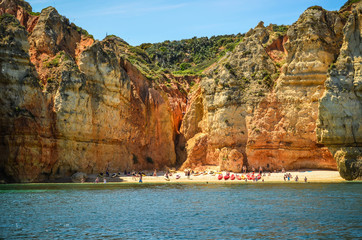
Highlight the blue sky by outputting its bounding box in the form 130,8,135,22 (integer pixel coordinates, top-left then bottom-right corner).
27,0,344,46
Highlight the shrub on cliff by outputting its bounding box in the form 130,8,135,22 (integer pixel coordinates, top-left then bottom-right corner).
143,33,244,74
308,6,324,11
0,13,24,30
71,24,94,39
340,0,361,10
180,62,191,71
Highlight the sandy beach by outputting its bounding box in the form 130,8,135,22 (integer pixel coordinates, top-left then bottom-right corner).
85,170,347,184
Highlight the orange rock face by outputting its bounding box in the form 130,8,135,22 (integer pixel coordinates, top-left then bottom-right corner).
0,0,39,32
266,35,288,62
180,8,348,173
246,94,336,171
1,0,360,182
245,8,343,171
0,3,185,182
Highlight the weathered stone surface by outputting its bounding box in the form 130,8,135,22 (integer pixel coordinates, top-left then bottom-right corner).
246,7,343,171
0,0,39,32
0,4,183,182
0,14,54,182
317,2,362,180
180,22,277,171
1,0,361,181
71,172,87,182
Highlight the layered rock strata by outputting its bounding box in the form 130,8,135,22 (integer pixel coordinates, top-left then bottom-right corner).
246,7,343,171
317,2,362,180
0,2,185,182
0,13,52,182
1,0,361,181
180,22,278,172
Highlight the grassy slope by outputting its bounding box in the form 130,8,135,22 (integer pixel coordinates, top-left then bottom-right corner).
139,34,244,75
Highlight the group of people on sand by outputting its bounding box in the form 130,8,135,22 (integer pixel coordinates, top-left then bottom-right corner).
90,166,310,183
242,166,264,175
283,173,308,182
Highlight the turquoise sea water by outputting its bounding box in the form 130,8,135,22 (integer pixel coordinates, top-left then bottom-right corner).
0,183,361,239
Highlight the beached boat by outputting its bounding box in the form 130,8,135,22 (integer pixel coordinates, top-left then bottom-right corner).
224,175,230,180
230,174,235,180
236,175,241,180
218,174,223,180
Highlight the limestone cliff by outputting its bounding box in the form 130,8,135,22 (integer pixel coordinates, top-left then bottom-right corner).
1,0,361,182
317,2,362,180
246,7,343,171
0,13,52,182
179,5,358,176
180,22,278,172
0,1,186,182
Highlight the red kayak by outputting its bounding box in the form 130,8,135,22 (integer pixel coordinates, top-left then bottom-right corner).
224,175,230,180
230,174,235,180
218,174,223,180
236,175,241,180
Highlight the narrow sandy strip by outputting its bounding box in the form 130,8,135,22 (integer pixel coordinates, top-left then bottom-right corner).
86,170,347,184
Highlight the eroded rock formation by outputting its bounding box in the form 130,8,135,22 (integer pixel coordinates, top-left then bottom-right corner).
317,2,362,180
180,22,278,172
246,7,344,171
0,1,186,182
1,0,361,181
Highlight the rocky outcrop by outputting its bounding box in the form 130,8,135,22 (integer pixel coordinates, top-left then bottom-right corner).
0,13,53,182
180,22,277,172
180,7,353,174
317,2,362,180
0,5,184,182
28,6,94,85
71,172,87,182
246,7,344,171
0,0,39,32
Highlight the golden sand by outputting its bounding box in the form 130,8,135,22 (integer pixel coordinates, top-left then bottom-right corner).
89,170,346,184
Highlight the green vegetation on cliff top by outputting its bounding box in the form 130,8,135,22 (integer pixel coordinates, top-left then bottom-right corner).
101,23,291,80
140,34,244,75
104,35,163,81
103,33,248,80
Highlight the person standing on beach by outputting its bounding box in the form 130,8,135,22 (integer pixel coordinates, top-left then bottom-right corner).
95,177,99,183
103,178,107,183
153,169,157,176
304,176,307,183
139,173,143,183
259,166,263,175
242,165,246,174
